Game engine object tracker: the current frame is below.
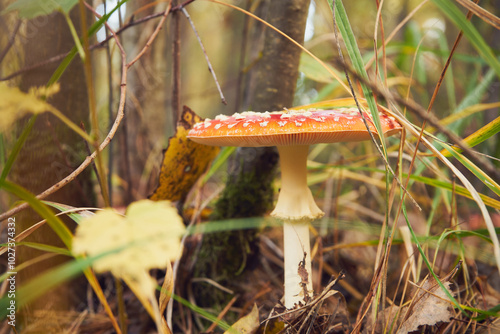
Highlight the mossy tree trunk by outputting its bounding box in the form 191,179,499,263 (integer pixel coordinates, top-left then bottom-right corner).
193,0,311,310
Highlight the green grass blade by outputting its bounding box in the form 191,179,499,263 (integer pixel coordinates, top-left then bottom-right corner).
203,146,236,183
0,254,104,317
43,200,96,224
436,102,500,130
309,165,500,210
10,241,72,256
437,32,456,110
0,180,73,249
329,0,388,157
458,115,500,153
437,141,500,197
410,174,500,209
431,0,500,79
165,291,232,331
401,203,467,315
0,116,37,183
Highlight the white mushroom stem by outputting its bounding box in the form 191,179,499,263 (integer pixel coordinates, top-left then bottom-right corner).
271,145,324,309
283,220,313,309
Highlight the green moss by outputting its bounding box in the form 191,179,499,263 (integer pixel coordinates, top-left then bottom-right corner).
192,147,278,312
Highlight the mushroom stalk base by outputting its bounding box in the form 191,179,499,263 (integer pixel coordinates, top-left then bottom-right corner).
283,221,313,309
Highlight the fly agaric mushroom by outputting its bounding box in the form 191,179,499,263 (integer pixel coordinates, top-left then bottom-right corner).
187,107,402,309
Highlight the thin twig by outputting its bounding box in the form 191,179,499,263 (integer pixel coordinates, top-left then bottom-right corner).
181,7,227,105
172,1,181,124
1,52,70,82
97,0,196,50
104,0,115,207
126,1,172,69
365,0,429,70
206,295,238,333
81,122,103,189
0,19,21,64
373,0,387,87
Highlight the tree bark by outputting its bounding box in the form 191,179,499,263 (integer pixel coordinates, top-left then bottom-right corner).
251,0,310,112
4,7,91,324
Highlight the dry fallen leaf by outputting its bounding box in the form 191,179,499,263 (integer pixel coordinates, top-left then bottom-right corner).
150,106,220,201
397,277,455,334
225,304,260,334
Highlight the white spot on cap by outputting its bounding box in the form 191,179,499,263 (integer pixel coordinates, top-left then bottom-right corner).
204,121,212,128
260,121,269,127
280,113,292,119
334,117,339,122
215,114,230,121
278,121,287,127
243,122,250,127
214,123,222,129
234,113,246,120
295,121,303,127
228,123,237,129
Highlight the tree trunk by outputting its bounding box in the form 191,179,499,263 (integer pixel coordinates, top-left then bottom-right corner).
3,7,91,326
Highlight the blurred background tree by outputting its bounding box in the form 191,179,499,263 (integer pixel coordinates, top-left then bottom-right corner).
0,2,92,327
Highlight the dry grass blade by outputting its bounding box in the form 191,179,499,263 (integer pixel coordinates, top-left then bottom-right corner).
331,54,500,182
0,206,96,256
400,115,500,276
159,262,174,326
262,272,345,332
455,0,500,30
181,7,226,105
206,295,239,333
160,262,174,334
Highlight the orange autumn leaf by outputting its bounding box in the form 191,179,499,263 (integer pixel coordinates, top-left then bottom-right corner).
150,106,220,201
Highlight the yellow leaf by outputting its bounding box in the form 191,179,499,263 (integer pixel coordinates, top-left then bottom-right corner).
72,200,185,281
224,304,260,334
150,106,220,201
0,82,60,131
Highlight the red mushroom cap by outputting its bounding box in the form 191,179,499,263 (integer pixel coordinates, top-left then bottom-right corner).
187,108,402,147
